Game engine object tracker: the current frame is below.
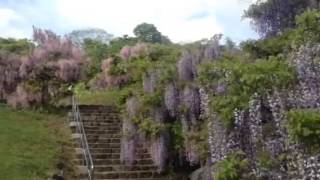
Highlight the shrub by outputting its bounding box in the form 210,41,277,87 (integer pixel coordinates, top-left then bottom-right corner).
198,57,297,127
292,10,320,46
215,151,250,180
132,116,165,138
168,122,184,151
287,109,320,149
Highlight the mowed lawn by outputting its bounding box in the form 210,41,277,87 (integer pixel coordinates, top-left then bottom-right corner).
0,104,71,180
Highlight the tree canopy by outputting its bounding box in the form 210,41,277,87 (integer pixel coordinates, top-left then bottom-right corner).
244,0,318,37
133,23,171,44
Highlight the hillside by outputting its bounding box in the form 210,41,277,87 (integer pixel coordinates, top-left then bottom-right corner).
1,0,320,179
0,104,73,180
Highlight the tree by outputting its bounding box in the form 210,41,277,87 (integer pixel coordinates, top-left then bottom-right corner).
67,28,114,46
244,0,318,37
7,27,85,108
0,38,32,55
84,39,109,78
0,51,21,100
83,35,139,79
133,23,171,44
107,35,138,55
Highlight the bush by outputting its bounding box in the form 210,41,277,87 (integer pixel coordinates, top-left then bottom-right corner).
132,116,165,138
198,57,297,128
215,151,249,180
287,109,320,149
292,10,320,46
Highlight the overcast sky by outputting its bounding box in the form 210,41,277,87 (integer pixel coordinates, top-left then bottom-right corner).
0,0,258,43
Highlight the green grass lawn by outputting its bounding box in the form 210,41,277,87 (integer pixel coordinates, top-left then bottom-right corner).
0,104,72,180
58,89,119,106
76,90,119,105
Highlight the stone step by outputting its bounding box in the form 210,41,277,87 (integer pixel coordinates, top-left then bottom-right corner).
95,165,157,172
79,179,166,180
86,134,121,139
81,118,120,121
82,120,121,124
80,114,120,118
71,105,165,180
79,107,118,111
82,122,122,127
84,130,120,135
93,159,154,166
88,143,121,148
87,138,121,143
80,112,119,116
90,148,121,154
79,109,118,113
77,153,120,159
71,124,122,130
71,128,121,134
84,126,121,131
94,171,163,179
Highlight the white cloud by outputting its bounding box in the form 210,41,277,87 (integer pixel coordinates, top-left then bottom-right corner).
0,8,28,38
0,0,258,42
55,0,226,42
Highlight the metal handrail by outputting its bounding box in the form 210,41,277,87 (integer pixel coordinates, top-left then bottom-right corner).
71,95,94,180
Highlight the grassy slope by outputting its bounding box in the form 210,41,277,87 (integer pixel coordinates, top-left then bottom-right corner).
58,90,118,106
0,104,72,180
76,90,119,105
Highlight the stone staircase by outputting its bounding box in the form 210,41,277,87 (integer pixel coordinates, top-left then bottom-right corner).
70,105,165,180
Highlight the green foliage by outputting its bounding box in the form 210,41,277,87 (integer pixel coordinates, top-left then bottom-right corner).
108,56,128,76
133,23,171,44
74,83,122,106
243,0,312,37
187,124,210,162
141,91,163,107
241,33,291,59
149,44,180,62
292,10,320,46
198,57,297,128
287,109,320,149
132,116,165,138
257,150,274,171
242,10,320,58
103,44,180,108
168,122,184,151
107,35,138,55
0,38,32,55
116,85,136,106
215,151,250,180
84,35,138,78
84,39,109,78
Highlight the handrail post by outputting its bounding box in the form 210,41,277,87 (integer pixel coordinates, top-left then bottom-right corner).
71,95,94,180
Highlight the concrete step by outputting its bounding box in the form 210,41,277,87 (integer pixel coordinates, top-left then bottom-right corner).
80,114,120,118
94,165,157,171
90,148,121,154
71,128,121,134
71,124,121,130
84,126,121,131
77,153,120,159
93,179,166,180
80,112,120,116
86,137,121,143
93,159,154,166
84,129,120,135
82,122,122,127
70,105,165,180
88,143,121,148
86,134,121,139
94,170,163,179
82,120,121,124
